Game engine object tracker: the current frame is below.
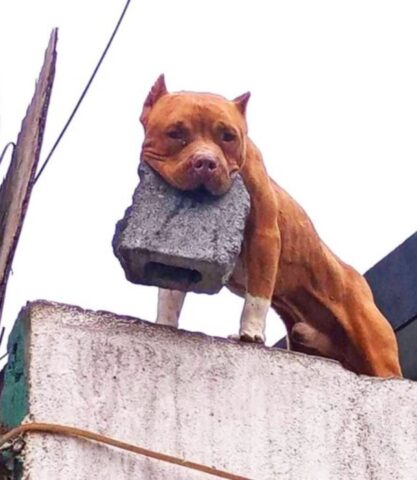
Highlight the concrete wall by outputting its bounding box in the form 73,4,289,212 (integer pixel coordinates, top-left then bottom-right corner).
1,300,417,479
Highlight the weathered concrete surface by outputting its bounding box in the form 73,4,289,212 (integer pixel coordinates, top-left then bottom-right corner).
1,301,417,479
113,162,250,294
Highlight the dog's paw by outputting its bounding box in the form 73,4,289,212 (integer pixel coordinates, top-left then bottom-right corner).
240,331,265,344
228,331,265,344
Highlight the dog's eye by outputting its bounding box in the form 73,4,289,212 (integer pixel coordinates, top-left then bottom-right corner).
167,129,185,140
221,131,236,142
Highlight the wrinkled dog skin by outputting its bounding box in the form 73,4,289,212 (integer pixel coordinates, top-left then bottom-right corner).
140,75,402,378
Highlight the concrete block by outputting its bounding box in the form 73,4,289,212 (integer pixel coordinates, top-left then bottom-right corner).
1,300,417,479
113,162,250,294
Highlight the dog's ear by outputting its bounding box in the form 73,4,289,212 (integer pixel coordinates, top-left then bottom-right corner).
140,74,168,127
233,92,251,116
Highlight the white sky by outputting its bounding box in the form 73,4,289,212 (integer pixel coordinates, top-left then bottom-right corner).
0,0,417,351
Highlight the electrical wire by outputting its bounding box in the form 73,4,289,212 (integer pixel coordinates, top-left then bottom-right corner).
0,422,253,480
34,0,133,184
0,142,15,167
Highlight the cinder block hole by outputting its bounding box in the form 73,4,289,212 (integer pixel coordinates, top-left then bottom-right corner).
144,262,202,285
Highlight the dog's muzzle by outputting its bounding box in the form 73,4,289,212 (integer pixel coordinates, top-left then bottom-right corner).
189,154,219,182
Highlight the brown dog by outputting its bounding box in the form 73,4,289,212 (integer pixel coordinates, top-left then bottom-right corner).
139,75,402,378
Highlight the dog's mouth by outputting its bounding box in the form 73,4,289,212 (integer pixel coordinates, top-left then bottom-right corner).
182,185,216,202
191,173,234,197
143,155,235,197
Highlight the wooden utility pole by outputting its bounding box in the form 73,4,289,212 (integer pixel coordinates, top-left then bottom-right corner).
0,30,57,332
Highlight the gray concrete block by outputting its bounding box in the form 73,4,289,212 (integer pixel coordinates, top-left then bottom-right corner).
1,301,417,479
113,162,250,294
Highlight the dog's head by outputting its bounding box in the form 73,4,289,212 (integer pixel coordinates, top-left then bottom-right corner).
139,75,250,196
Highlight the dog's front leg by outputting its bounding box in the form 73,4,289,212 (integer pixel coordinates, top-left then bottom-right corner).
234,143,281,343
236,181,281,342
238,224,281,343
156,288,186,327
239,292,271,343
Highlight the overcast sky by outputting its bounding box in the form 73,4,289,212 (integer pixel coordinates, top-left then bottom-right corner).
0,0,416,351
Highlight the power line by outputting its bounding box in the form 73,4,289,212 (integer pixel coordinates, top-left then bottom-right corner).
0,142,15,167
34,0,133,184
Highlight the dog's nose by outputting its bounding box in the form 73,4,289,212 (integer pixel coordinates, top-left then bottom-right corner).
191,155,218,174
